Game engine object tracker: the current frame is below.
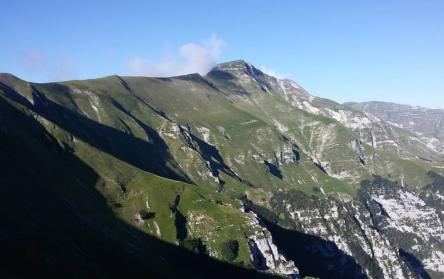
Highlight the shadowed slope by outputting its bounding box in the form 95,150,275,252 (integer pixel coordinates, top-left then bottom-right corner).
0,90,277,278
0,79,191,184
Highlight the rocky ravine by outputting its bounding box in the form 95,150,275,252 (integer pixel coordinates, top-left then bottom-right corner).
250,173,444,279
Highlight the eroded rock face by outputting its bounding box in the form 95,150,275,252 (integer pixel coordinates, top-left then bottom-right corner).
362,178,444,278
348,139,367,166
274,144,300,165
261,176,444,279
245,209,300,278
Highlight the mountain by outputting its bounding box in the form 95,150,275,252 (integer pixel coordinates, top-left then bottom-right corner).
345,101,444,154
1,60,443,278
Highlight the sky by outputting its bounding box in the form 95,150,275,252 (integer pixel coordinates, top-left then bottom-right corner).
1,1,443,109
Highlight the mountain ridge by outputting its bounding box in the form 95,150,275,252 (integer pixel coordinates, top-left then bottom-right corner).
1,60,444,278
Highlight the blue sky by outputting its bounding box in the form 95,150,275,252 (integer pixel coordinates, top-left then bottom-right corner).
1,1,443,108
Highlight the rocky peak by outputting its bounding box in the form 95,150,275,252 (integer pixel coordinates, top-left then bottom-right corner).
208,60,272,89
208,60,313,102
211,59,257,74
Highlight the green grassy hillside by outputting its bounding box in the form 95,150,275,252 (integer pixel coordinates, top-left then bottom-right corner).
1,60,443,278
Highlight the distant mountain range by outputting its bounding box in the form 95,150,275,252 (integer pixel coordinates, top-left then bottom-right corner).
345,101,444,154
1,60,443,278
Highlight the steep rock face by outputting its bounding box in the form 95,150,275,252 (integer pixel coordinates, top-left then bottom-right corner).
269,191,409,278
362,179,444,278
348,139,367,166
261,174,444,278
245,209,300,278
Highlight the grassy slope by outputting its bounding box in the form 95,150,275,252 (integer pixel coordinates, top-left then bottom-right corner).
0,78,276,278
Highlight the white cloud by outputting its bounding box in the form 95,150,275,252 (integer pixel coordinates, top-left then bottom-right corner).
260,66,287,79
20,49,77,81
47,57,77,81
129,34,225,77
22,49,44,72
